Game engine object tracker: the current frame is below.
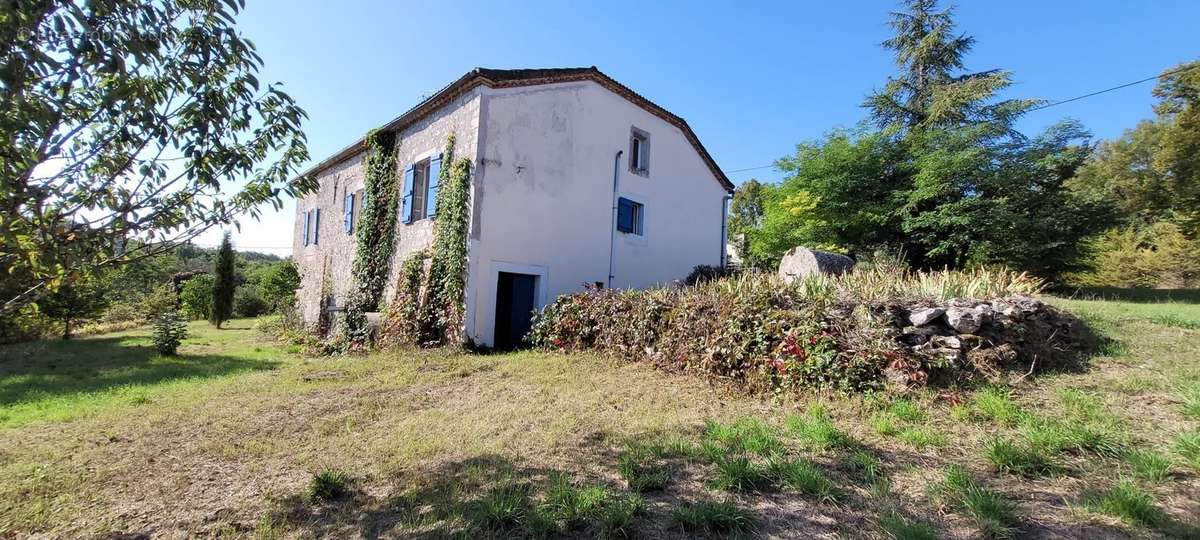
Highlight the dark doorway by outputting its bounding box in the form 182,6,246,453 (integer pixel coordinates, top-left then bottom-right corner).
494,272,537,350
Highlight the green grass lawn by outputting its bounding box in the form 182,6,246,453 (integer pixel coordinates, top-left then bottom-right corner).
1,300,1198,538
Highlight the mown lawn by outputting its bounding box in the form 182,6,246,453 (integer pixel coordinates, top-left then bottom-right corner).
1,299,1198,539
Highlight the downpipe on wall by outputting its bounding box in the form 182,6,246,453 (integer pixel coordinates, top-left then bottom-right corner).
607,150,623,288
721,194,731,267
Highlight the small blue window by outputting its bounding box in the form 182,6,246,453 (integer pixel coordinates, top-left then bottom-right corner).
344,192,356,234
616,197,643,235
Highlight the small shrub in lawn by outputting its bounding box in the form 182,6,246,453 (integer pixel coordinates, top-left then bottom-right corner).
984,438,1055,477
306,468,350,502
972,387,1025,425
473,483,531,531
596,494,645,539
152,310,189,355
1088,478,1164,527
671,500,755,536
878,511,938,540
785,410,854,451
765,456,836,502
1181,383,1200,419
1174,430,1200,469
1123,450,1172,482
711,455,773,492
932,465,1019,539
617,452,669,493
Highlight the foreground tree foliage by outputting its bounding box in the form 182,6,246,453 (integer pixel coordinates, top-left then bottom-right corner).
0,0,313,316
752,0,1110,281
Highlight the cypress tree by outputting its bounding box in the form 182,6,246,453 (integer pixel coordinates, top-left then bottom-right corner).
211,232,236,328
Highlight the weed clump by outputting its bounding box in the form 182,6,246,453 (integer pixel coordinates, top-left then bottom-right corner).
306,468,350,503
1087,479,1165,527
671,500,756,535
931,465,1019,538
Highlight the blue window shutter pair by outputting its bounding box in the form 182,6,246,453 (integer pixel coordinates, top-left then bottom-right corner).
617,197,635,233
343,192,356,233
302,211,310,245
312,209,320,245
401,164,415,224
426,154,442,218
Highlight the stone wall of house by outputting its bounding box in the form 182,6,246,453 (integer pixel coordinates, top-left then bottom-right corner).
292,88,483,324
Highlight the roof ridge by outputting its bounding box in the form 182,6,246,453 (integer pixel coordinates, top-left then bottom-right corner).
295,67,732,191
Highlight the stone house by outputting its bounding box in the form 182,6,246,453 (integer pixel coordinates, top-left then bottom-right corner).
293,67,734,348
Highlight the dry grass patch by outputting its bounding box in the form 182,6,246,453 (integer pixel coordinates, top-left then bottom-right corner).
3,297,1200,538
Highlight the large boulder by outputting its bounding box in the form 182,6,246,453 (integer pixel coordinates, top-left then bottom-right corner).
777,247,855,284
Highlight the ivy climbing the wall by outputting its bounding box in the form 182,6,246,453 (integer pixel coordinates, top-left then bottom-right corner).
418,135,473,346
342,129,400,346
378,250,427,347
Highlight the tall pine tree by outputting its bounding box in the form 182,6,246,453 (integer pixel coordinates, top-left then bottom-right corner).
210,232,236,328
757,0,1110,280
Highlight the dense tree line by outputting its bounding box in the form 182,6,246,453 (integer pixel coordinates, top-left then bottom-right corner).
734,0,1199,288
0,240,300,343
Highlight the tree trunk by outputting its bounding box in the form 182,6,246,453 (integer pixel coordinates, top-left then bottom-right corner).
62,318,72,340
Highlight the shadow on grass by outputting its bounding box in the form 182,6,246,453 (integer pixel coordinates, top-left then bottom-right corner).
0,332,280,408
265,455,565,539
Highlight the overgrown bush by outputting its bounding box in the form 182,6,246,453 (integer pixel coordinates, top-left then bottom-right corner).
530,267,1075,394
1071,221,1200,288
683,264,735,286
234,288,270,318
153,311,189,355
179,274,215,320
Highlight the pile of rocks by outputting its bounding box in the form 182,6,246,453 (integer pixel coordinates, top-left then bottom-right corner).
885,295,1080,381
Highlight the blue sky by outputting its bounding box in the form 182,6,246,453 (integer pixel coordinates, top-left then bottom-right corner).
202,0,1199,255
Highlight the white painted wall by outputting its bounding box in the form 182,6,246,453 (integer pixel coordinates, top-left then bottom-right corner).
465,80,729,346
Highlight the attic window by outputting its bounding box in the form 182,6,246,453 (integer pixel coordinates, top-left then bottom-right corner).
629,127,649,176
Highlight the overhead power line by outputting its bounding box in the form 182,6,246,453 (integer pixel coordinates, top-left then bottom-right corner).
1026,63,1199,112
721,63,1200,177
723,164,776,174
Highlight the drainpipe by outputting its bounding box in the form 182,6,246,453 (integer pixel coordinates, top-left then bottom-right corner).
607,150,623,288
720,194,732,268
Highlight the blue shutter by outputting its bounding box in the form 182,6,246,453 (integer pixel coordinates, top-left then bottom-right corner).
617,197,634,233
313,208,320,245
302,210,310,246
344,192,355,233
426,154,442,219
401,164,415,224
